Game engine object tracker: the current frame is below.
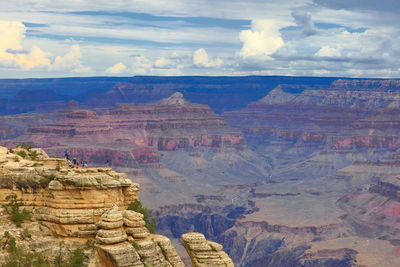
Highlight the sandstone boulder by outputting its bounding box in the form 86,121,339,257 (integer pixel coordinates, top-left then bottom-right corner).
96,206,127,245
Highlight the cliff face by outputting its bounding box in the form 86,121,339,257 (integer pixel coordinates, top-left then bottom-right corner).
5,77,400,266
14,93,243,167
85,76,337,114
0,145,233,266
217,81,400,266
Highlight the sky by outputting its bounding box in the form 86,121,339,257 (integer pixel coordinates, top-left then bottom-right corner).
0,0,399,78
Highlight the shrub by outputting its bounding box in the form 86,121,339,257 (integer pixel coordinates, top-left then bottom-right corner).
41,174,56,186
66,248,85,267
2,232,52,267
54,243,85,267
128,200,157,233
16,151,27,159
21,228,31,240
29,150,39,161
2,194,31,227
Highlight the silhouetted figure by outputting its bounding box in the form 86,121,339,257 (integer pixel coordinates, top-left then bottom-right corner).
64,150,70,160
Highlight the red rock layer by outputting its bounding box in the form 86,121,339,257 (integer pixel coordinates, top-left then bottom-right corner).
15,93,243,165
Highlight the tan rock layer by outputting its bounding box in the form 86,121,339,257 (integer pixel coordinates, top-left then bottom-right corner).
0,147,138,237
181,232,234,267
0,146,230,267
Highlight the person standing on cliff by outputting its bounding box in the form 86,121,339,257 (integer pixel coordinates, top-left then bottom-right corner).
64,150,70,160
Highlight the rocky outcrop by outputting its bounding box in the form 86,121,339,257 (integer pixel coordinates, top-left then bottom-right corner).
123,210,150,240
0,145,233,266
181,232,234,267
0,145,138,238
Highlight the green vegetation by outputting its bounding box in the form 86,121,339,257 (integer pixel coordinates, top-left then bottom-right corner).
128,199,157,233
16,151,27,159
2,232,51,267
1,233,86,267
42,174,56,185
29,150,39,161
65,248,84,267
131,242,140,250
1,195,31,227
21,228,31,240
54,242,85,267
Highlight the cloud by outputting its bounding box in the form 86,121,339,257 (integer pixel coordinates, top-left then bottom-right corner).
193,48,223,68
0,1,399,78
0,21,51,69
291,11,318,36
238,20,284,59
315,46,341,57
131,55,183,75
0,21,91,73
6,48,28,54
52,45,90,72
15,46,51,69
313,0,400,13
0,1,311,21
154,57,174,69
106,62,127,74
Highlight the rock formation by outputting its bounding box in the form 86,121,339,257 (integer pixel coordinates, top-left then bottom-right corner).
6,77,400,266
0,145,233,266
13,92,243,167
181,232,234,267
216,81,400,266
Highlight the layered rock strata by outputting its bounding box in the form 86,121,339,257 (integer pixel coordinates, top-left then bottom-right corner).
14,92,243,167
0,145,233,266
181,232,234,267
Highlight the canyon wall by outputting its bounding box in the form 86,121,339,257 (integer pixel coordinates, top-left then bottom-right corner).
0,145,233,266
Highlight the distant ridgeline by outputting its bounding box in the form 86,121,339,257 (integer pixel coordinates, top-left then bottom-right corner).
1,75,400,115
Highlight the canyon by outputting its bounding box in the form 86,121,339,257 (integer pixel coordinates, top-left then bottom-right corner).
1,76,400,266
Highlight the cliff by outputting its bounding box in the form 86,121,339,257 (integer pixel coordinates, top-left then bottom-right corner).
218,81,400,265
13,92,243,167
0,145,233,266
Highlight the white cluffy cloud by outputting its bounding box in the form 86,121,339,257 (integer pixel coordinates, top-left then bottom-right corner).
193,48,223,68
106,55,183,76
0,21,50,69
315,46,341,57
239,20,284,59
106,62,127,74
0,20,90,72
52,44,91,72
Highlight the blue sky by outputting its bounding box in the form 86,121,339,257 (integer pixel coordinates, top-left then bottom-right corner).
0,0,399,78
